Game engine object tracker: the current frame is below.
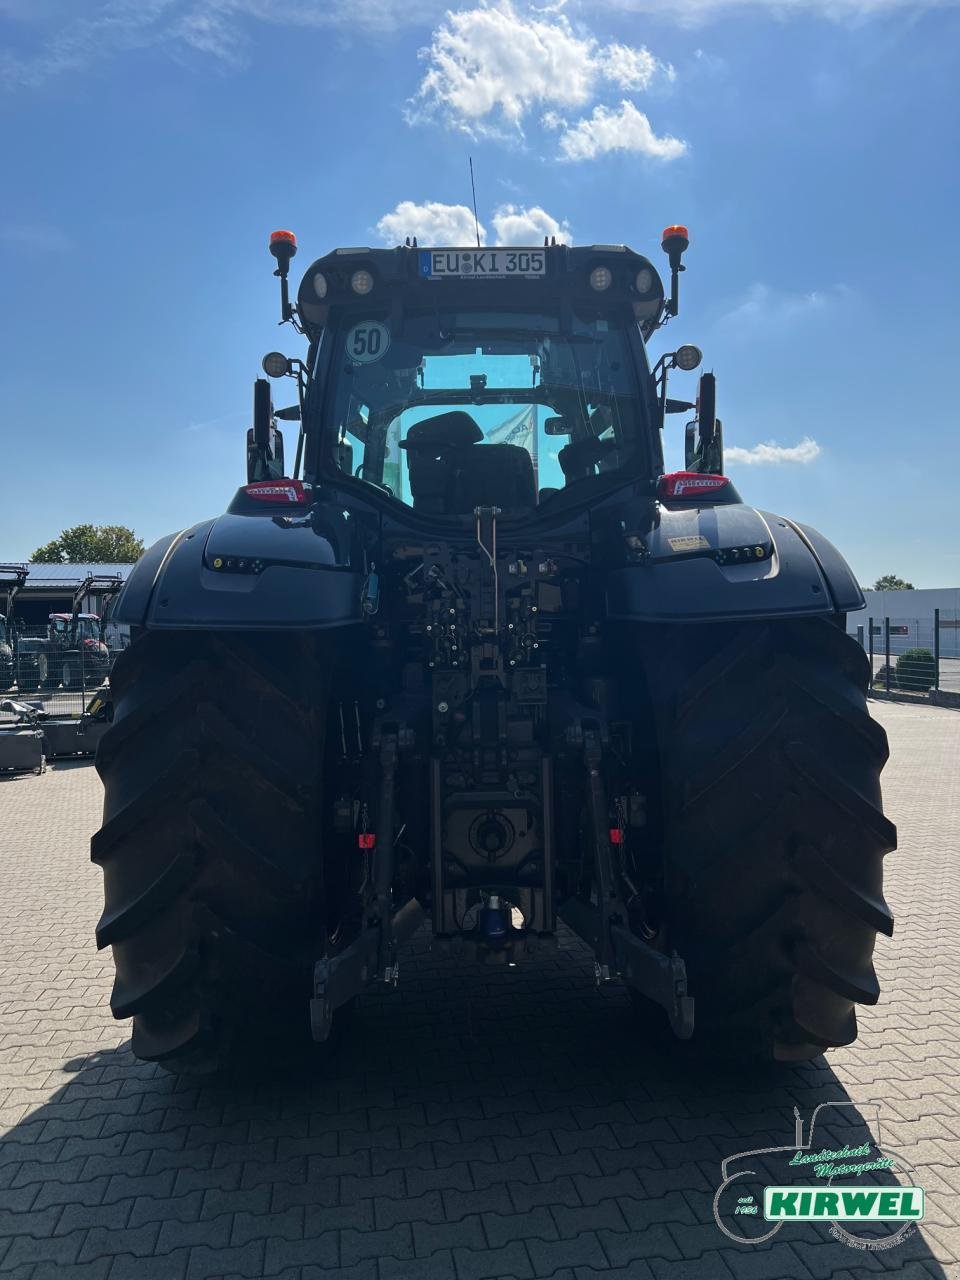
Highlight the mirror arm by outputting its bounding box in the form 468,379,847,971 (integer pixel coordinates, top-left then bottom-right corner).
651,352,681,428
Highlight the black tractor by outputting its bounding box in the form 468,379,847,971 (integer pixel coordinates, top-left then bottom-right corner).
0,564,29,690
18,574,122,691
93,228,895,1074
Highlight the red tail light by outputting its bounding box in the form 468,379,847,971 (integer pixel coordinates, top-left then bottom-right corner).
242,480,307,505
658,471,730,500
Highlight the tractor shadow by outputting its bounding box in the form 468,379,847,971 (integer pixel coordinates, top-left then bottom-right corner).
0,926,949,1278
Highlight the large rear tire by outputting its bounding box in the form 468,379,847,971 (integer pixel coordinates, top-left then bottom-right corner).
93,631,333,1074
640,617,896,1062
37,652,54,690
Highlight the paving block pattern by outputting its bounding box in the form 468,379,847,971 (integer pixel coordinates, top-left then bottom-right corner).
1,702,958,1278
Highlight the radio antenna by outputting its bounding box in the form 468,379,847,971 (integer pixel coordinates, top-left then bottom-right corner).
469,156,481,248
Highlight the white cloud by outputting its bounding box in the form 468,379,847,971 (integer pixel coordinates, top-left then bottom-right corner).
725,437,823,465
599,43,670,89
2,0,179,89
0,223,71,251
184,408,249,435
720,282,851,328
375,201,487,246
0,0,437,89
408,1,672,137
598,0,944,17
540,109,567,131
1,0,952,91
490,204,572,244
375,199,572,247
558,100,687,161
172,8,247,65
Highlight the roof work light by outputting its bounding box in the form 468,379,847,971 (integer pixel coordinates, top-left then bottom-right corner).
268,230,298,323
661,225,690,318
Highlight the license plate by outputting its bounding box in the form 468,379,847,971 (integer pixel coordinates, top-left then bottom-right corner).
419,249,546,279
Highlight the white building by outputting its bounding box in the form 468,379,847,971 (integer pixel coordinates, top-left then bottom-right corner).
847,587,960,658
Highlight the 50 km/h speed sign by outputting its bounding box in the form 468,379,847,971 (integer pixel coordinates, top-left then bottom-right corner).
345,321,391,364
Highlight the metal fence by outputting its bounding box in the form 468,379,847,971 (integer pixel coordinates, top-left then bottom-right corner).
2,625,126,717
853,610,960,693
6,615,956,710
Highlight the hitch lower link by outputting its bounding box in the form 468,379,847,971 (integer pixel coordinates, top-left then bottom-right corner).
310,897,425,1042
563,723,695,1042
310,726,425,1042
610,928,695,1040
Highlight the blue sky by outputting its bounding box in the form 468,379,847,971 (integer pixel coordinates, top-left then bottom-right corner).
1,0,958,586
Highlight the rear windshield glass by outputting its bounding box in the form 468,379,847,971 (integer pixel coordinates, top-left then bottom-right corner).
319,308,654,514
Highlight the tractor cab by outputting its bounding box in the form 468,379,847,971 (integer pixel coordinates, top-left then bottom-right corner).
35,611,112,690
49,612,103,647
49,577,123,661
250,229,723,519
0,565,28,687
0,614,11,689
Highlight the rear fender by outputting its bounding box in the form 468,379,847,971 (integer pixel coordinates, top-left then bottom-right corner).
604,499,863,623
111,498,367,631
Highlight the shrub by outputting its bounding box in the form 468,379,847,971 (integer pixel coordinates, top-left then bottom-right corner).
895,648,936,692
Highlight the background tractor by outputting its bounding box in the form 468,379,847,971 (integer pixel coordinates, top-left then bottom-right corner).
18,574,122,691
94,227,894,1075
0,564,29,690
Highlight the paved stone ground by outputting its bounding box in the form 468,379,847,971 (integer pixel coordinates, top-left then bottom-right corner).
1,700,958,1280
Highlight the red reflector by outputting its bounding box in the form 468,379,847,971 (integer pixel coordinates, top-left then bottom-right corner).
609,828,625,845
658,471,730,500
358,833,376,850
242,479,306,504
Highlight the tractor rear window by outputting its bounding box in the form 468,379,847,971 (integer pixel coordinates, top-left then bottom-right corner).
320,309,655,514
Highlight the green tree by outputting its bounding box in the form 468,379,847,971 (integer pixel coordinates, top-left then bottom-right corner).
30,524,144,564
872,574,915,591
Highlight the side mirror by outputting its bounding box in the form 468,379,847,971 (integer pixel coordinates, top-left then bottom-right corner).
543,416,570,436
247,378,274,482
697,371,716,448
684,373,724,474
246,425,285,481
698,372,724,473
253,377,271,448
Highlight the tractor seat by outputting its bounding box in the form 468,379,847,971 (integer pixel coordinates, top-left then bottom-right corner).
399,412,483,454
400,412,536,514
444,443,536,514
400,413,483,514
